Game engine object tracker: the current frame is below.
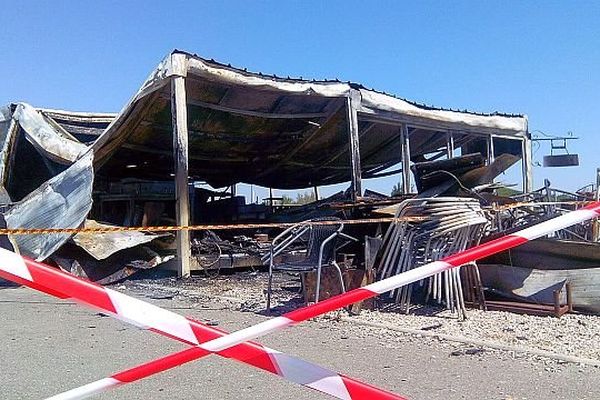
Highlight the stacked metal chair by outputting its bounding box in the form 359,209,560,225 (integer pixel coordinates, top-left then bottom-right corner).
377,198,489,319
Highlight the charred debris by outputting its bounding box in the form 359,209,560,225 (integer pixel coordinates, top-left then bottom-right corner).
1,50,597,317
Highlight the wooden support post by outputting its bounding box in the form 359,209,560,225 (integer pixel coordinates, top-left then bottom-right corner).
346,94,362,201
313,186,320,201
400,124,412,195
487,135,495,165
446,130,455,159
0,118,18,187
171,74,191,278
521,136,533,193
269,188,274,212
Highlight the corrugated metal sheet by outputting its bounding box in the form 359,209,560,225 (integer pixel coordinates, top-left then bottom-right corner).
4,151,94,260
73,219,167,260
89,51,528,189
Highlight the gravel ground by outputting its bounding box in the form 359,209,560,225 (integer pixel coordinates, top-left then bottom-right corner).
124,270,600,365
3,285,600,400
352,308,600,362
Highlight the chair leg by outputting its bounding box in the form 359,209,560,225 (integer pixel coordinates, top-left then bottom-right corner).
267,263,273,314
315,262,322,304
332,261,346,294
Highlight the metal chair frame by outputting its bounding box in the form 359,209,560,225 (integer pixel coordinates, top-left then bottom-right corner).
263,218,356,312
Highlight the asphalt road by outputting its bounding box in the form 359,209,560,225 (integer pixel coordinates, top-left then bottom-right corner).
1,286,599,400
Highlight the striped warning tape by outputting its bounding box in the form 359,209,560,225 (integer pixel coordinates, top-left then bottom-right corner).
0,201,592,236
491,200,593,211
46,317,404,400
186,202,600,356
1,201,599,398
41,200,600,398
0,250,404,400
0,217,419,236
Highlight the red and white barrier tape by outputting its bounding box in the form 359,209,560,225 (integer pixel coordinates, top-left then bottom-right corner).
2,202,599,399
147,202,600,355
0,254,403,400
47,318,401,400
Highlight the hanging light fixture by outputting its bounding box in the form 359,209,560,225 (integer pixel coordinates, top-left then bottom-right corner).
533,134,580,167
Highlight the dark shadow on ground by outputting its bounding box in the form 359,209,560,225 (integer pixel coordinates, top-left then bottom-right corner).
0,279,21,289
378,301,450,317
253,296,306,316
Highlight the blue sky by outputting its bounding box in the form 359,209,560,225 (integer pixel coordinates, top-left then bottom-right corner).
1,1,599,198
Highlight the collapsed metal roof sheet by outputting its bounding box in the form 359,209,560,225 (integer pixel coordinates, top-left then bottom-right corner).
0,50,530,200
1,51,529,194
86,50,528,189
0,50,529,262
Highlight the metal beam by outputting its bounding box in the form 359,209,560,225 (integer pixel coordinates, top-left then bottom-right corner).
183,98,329,120
313,122,376,173
400,124,412,194
358,110,527,138
346,93,362,201
254,100,345,180
171,75,192,278
521,136,533,193
120,143,248,162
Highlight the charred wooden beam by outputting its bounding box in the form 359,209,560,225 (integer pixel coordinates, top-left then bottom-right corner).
400,124,411,194
522,136,533,193
487,135,495,164
346,92,362,201
171,64,192,278
446,131,455,158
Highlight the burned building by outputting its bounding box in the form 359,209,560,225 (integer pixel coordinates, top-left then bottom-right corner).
0,50,530,278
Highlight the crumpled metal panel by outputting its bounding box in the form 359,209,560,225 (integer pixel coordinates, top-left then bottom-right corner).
72,219,167,260
12,102,88,164
4,151,94,260
0,106,15,203
52,244,172,284
91,51,529,190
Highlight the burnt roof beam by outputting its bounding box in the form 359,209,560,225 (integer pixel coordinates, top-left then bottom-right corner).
184,98,329,120
253,100,346,180
313,121,377,172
